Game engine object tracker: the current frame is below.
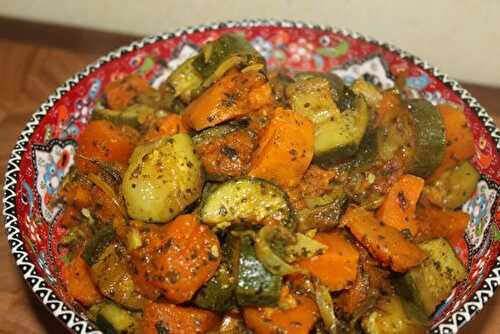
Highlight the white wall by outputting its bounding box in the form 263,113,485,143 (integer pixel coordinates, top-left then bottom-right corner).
2,0,499,86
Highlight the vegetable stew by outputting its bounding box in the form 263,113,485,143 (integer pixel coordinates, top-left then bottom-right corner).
58,33,477,334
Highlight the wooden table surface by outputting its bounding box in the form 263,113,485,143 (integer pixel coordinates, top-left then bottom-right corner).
0,17,498,334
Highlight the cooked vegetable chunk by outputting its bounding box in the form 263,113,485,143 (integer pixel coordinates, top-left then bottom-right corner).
75,120,138,173
248,107,314,187
92,104,155,129
406,99,446,177
361,295,428,334
91,302,139,334
243,294,319,334
194,235,237,312
166,56,203,103
430,103,475,180
343,205,427,272
296,232,359,291
287,75,370,166
183,69,272,131
424,161,479,209
192,33,265,85
62,253,103,306
376,174,425,236
416,206,469,246
90,243,145,310
142,113,188,143
200,177,292,227
130,215,221,304
142,301,220,334
395,238,467,316
236,236,282,306
195,124,257,181
104,75,151,110
121,133,203,223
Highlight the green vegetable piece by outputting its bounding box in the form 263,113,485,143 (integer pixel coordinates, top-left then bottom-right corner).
235,236,282,306
82,224,115,266
193,33,265,84
121,133,203,223
91,303,139,334
166,56,203,103
91,243,145,310
200,177,292,228
407,99,446,177
361,295,429,334
194,235,237,312
395,238,467,316
424,161,480,209
297,194,347,232
286,74,370,166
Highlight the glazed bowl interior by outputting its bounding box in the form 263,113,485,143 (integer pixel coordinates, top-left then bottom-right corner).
3,20,499,334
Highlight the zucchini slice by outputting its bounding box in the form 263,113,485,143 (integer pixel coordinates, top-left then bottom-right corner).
192,33,265,86
424,161,480,209
235,236,282,306
313,95,370,166
406,99,446,177
90,243,145,310
121,133,203,223
361,295,428,334
194,234,237,312
395,238,467,316
286,74,370,166
166,56,204,103
90,302,139,334
192,119,250,147
200,177,292,228
82,224,116,266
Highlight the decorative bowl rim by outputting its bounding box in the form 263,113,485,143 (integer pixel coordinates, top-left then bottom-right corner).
2,19,499,334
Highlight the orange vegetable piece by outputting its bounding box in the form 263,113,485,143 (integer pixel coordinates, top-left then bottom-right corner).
142,301,220,334
376,174,425,236
61,254,102,306
75,120,138,173
430,104,475,180
248,107,314,188
375,90,403,127
142,114,188,143
296,232,359,291
342,205,427,272
104,75,151,110
130,214,221,303
243,294,318,334
183,70,272,130
416,206,469,246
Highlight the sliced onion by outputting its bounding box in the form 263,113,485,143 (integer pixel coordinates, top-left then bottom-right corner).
87,173,126,216
255,225,308,276
315,283,338,334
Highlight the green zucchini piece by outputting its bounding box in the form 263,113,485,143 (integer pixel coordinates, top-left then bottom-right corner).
192,119,250,147
352,79,382,108
91,302,139,334
313,95,370,166
200,177,292,228
166,56,203,103
92,104,155,129
91,243,145,310
361,295,429,334
395,238,467,316
423,161,480,209
407,99,446,177
194,234,237,312
292,71,345,103
286,75,370,166
297,194,347,232
192,33,265,86
82,224,116,266
235,236,282,306
121,133,203,223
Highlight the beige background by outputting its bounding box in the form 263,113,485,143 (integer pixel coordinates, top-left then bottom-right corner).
1,0,499,87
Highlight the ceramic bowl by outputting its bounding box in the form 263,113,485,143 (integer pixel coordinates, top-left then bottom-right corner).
3,20,499,334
